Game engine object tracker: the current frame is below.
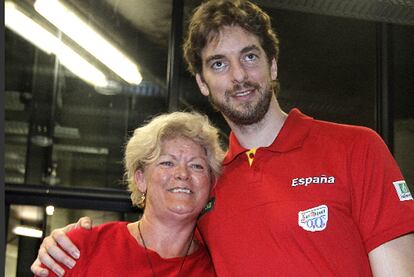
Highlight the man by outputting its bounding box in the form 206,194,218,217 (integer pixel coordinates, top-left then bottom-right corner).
32,1,414,276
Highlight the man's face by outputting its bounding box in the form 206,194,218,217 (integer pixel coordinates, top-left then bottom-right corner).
196,25,277,126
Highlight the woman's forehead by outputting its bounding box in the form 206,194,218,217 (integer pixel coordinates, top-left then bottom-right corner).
160,136,205,153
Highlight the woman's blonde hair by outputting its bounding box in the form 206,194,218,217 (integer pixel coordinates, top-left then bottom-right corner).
124,111,225,208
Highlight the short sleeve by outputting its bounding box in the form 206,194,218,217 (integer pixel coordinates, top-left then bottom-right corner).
349,128,414,252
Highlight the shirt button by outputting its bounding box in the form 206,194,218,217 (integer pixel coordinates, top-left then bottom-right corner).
249,153,255,159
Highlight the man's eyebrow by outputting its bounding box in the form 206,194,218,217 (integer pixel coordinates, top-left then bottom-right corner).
241,45,261,54
205,54,225,65
204,45,261,65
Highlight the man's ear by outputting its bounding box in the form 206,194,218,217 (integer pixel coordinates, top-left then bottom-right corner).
271,58,278,81
196,73,210,96
134,169,147,193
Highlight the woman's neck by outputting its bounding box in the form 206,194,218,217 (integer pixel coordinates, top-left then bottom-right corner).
128,216,198,258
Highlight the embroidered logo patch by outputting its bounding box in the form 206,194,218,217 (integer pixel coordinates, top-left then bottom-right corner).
393,180,413,201
298,205,328,232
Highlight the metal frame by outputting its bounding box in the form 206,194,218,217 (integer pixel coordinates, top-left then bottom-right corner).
5,183,137,212
375,22,394,152
167,0,184,112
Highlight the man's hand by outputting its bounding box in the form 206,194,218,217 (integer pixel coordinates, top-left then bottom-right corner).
31,217,93,277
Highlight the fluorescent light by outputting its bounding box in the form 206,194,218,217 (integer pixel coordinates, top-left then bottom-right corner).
5,2,54,54
5,1,108,87
46,205,55,215
55,40,109,87
13,226,43,238
35,0,143,85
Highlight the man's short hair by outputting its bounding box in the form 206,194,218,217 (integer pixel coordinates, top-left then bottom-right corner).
183,0,280,76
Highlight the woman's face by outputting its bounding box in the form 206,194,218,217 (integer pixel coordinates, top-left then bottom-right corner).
135,136,212,222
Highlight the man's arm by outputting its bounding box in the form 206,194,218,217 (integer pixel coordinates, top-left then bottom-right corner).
368,233,414,277
31,217,92,277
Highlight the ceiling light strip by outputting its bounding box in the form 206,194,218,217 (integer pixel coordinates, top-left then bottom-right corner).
5,1,108,87
35,0,142,85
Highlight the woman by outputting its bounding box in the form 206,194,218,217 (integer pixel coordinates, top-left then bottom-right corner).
39,111,224,276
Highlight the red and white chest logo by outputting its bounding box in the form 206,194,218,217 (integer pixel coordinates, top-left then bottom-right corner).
298,205,328,232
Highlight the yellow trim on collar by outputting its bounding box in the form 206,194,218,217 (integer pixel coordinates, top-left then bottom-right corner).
246,148,257,167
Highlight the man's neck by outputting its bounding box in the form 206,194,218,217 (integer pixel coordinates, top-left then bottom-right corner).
226,97,287,149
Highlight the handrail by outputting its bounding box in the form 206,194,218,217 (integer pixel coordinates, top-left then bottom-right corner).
5,183,138,212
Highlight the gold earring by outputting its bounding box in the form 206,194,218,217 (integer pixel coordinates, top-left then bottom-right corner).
137,191,147,208
139,191,146,203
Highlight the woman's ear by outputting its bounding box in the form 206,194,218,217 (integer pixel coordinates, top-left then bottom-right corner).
134,169,147,193
196,73,210,96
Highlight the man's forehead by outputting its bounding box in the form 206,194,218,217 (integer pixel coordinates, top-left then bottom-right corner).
201,25,263,57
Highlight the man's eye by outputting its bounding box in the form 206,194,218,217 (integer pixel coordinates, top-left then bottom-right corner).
211,61,225,70
244,53,257,62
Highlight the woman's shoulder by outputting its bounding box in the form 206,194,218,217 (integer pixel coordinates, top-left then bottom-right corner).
68,220,126,234
67,221,128,248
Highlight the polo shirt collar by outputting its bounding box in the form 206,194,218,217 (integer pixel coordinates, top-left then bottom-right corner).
223,108,313,165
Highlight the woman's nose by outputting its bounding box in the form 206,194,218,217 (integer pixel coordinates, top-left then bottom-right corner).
174,165,189,180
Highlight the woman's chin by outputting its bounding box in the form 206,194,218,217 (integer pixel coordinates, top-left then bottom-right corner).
167,204,200,217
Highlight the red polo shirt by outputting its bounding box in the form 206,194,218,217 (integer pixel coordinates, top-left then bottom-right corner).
41,222,216,276
198,108,414,276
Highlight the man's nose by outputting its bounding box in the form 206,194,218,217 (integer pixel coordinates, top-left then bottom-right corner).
231,61,248,83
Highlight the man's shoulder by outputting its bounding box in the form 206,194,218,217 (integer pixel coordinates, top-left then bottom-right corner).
310,117,380,143
287,108,380,145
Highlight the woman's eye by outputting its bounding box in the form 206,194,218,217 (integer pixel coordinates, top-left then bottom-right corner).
190,164,204,170
159,161,174,167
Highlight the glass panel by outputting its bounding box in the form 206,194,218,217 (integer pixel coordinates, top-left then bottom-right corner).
6,205,44,277
5,0,172,189
269,8,377,127
5,30,33,184
392,25,414,193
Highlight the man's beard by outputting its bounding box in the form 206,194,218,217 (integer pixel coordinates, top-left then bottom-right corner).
208,81,273,125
